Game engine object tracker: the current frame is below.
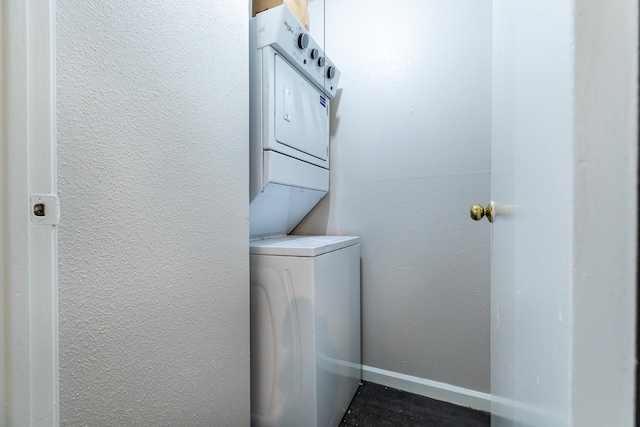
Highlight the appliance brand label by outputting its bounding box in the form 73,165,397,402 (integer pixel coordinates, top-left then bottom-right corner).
320,96,326,108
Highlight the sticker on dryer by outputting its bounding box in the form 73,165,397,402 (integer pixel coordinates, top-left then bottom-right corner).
320,95,326,108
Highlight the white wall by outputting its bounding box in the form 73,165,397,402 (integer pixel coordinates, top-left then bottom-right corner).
572,0,637,424
297,0,493,397
56,2,250,425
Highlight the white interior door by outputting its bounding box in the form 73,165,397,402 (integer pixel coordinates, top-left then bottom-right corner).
490,1,637,426
3,0,58,425
490,1,574,424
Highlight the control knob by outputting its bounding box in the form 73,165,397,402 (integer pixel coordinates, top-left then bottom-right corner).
310,48,319,60
317,56,325,67
297,33,309,50
326,66,337,80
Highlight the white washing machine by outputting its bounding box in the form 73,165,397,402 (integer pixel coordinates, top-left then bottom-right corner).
249,6,360,427
250,236,361,427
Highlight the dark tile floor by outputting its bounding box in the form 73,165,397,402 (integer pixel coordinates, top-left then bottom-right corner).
340,381,490,427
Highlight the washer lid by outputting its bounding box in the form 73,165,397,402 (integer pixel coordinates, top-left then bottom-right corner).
250,235,360,257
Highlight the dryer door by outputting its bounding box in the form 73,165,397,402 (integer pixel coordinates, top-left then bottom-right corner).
271,54,329,164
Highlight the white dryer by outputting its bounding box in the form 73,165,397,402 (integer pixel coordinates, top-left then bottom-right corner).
249,7,360,427
249,5,340,238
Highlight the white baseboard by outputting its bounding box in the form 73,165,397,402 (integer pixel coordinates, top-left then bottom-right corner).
361,365,491,413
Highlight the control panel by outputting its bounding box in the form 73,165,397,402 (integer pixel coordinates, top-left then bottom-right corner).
253,5,341,99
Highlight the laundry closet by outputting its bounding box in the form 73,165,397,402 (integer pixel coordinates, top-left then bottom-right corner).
247,0,492,423
248,4,361,425
15,0,636,425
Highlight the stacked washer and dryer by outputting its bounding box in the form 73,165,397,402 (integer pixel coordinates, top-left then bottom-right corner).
249,5,361,427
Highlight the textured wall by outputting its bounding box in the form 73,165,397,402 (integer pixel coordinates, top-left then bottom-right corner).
296,0,492,393
56,1,250,425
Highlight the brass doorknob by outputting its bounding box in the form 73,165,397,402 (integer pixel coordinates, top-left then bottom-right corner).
470,201,495,223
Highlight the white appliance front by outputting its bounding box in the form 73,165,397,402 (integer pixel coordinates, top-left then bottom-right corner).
249,6,339,238
251,43,331,190
250,236,361,427
273,53,329,163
